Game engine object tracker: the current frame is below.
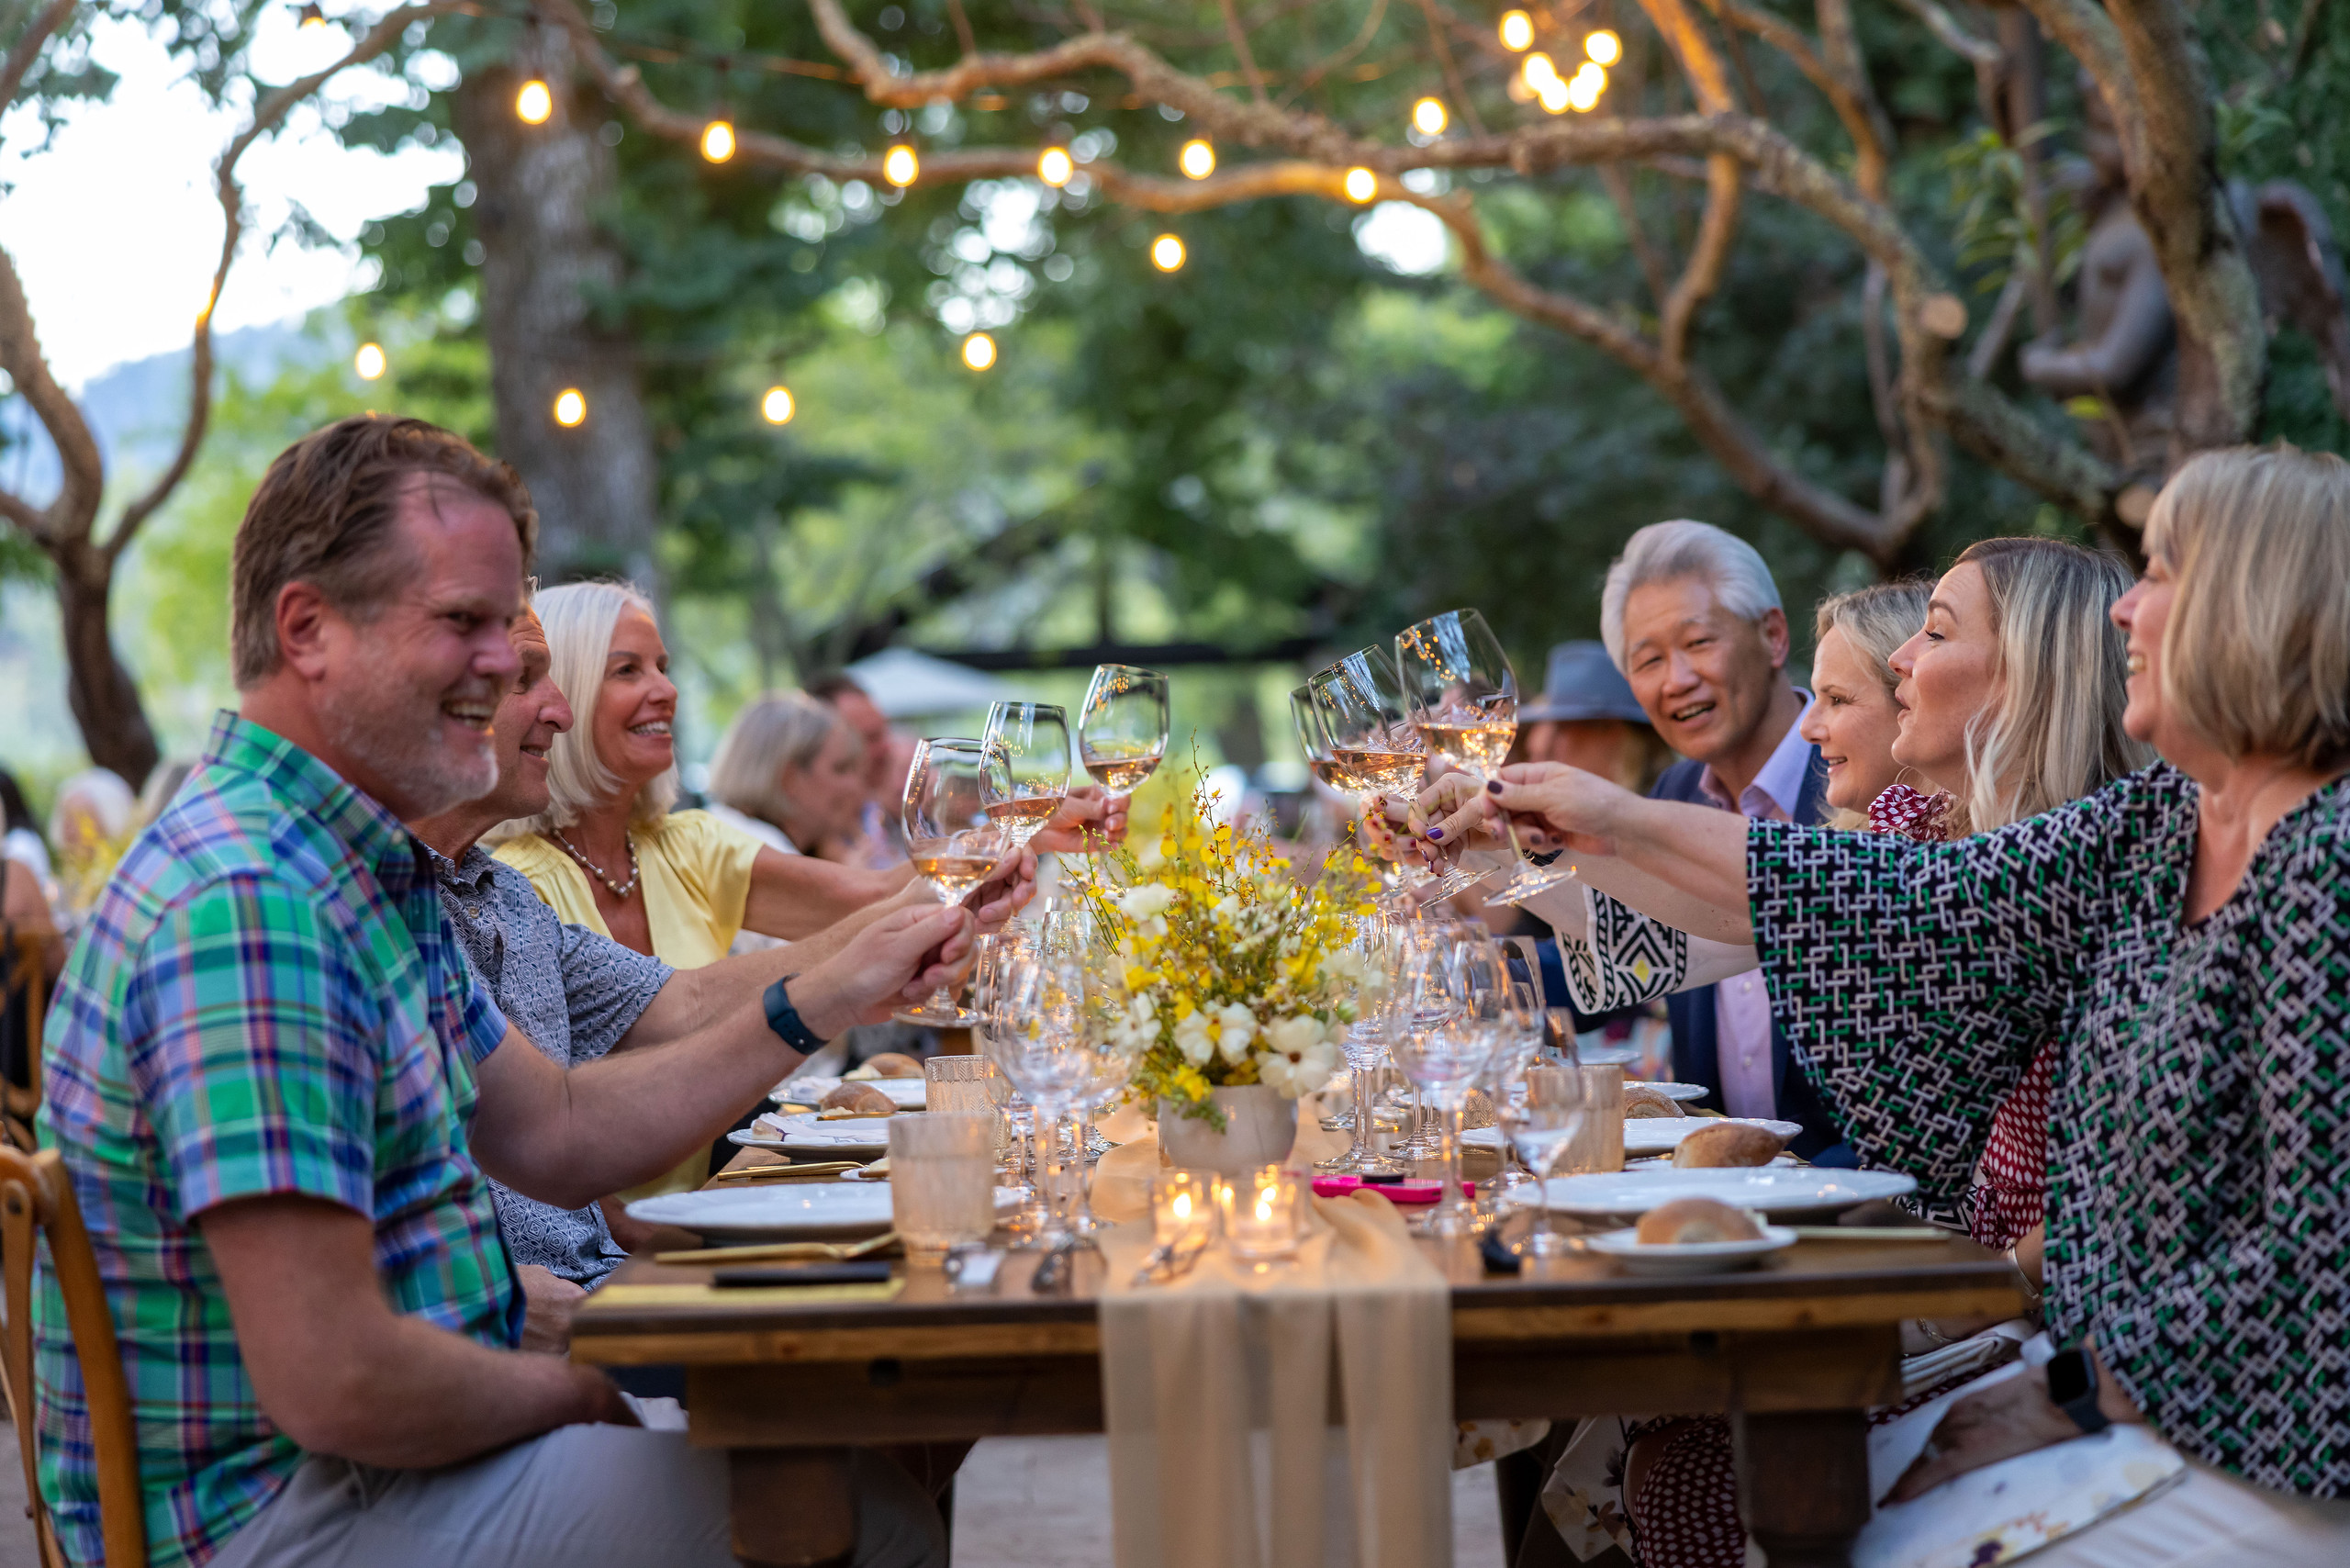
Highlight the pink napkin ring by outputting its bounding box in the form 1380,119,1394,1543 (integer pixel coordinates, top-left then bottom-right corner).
1311,1175,1365,1198
1371,1180,1473,1206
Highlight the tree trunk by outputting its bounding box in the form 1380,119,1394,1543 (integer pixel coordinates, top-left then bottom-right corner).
55,543,160,790
453,55,661,590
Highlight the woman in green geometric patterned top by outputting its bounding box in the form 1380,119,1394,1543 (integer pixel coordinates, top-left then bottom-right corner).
1430,445,2350,1561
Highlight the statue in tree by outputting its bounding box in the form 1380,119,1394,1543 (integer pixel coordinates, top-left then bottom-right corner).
2024,79,2350,511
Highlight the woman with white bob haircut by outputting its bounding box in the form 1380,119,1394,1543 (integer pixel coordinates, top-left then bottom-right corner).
706,691,869,861
1437,444,2350,1562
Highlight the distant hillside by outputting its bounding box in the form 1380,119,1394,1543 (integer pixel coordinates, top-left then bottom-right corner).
2,318,334,501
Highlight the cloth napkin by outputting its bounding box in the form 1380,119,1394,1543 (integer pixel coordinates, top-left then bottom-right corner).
1092,1098,1452,1568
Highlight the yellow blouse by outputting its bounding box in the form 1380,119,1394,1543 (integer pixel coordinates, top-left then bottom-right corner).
495,809,767,1197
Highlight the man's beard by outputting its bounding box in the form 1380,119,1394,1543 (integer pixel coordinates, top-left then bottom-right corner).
322,657,501,819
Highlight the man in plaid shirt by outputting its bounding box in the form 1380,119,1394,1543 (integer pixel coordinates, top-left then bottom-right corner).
39,416,964,1568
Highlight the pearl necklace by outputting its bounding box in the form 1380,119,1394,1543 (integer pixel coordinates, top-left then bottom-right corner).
554,829,641,900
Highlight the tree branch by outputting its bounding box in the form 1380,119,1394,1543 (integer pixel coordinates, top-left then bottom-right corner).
1637,0,1742,364
105,0,465,561
0,0,75,110
1707,0,1885,197
1887,0,2003,67
1214,0,1269,106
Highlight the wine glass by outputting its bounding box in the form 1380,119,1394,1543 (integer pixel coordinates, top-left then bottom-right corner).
1482,976,1548,1218
1308,651,1482,899
1393,609,1571,905
1290,685,1339,790
987,946,1118,1250
1387,926,1501,1236
1319,916,1405,1176
1509,1065,1590,1258
1078,665,1169,810
981,702,1073,848
896,737,1002,1026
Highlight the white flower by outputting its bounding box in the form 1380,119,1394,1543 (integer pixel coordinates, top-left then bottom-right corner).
1173,1009,1215,1065
1120,884,1176,920
1256,1018,1339,1096
1214,1002,1258,1064
1322,946,1366,985
1211,893,1243,924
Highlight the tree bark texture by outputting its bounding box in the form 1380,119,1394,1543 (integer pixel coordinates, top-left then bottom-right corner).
454,56,661,590
53,547,161,788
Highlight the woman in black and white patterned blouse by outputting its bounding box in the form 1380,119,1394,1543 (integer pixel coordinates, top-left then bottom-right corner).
1428,445,2350,1561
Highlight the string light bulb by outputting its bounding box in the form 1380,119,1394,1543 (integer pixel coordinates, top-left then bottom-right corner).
700,119,736,162
1178,139,1215,179
353,342,386,381
1412,97,1448,136
553,387,588,427
297,2,325,28
1567,62,1606,111
961,332,997,371
515,78,553,125
1539,76,1572,113
1585,28,1622,65
1151,233,1186,271
883,144,919,185
1498,9,1534,50
761,386,794,423
1038,146,1074,186
1343,166,1378,203
1522,51,1560,91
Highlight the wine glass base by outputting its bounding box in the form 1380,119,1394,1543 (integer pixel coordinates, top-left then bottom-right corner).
1418,864,1493,900
892,1003,981,1027
1315,1147,1406,1176
1481,867,1574,906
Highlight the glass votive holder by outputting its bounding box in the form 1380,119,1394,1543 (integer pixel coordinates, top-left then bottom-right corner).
1217,1165,1304,1263
1567,1064,1625,1173
1151,1169,1220,1249
926,1055,1011,1158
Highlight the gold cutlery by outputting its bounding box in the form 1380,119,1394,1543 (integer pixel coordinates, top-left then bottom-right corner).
711,1160,866,1183
655,1231,900,1265
1787,1226,1952,1241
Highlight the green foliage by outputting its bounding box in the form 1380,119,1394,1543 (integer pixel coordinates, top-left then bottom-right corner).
1944,124,2087,297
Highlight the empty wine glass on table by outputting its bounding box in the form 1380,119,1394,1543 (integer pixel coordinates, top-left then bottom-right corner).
1393,608,1572,906
1308,650,1479,899
1077,665,1169,810
1482,976,1549,1216
1508,1066,1591,1258
897,737,1003,1026
980,702,1073,850
986,947,1122,1252
1387,927,1502,1237
1319,919,1405,1177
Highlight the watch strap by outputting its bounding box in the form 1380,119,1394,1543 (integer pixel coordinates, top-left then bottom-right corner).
2048,1345,2112,1435
763,976,829,1054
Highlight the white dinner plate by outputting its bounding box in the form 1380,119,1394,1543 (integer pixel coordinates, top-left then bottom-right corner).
626,1182,1023,1240
1460,1115,1797,1156
773,1076,927,1109
1628,1081,1707,1103
1585,1223,1796,1277
743,1112,897,1155
1513,1167,1918,1220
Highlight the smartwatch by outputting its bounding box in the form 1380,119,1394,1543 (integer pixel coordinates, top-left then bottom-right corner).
2044,1343,2111,1435
762,976,830,1055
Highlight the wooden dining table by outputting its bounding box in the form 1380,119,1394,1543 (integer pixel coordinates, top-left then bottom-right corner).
571,1145,2025,1568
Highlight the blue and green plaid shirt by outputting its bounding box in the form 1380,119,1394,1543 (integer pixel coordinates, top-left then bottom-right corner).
38,712,521,1567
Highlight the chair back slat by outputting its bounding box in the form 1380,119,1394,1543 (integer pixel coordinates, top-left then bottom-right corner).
0,930,48,1149
0,1148,144,1566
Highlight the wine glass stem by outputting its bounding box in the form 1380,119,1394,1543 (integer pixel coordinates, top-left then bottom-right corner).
1438,1103,1469,1226
1472,767,1538,868
1348,1066,1374,1161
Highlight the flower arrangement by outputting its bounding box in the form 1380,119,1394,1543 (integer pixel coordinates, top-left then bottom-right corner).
1072,772,1381,1126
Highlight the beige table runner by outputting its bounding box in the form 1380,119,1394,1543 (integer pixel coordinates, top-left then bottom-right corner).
1092,1096,1452,1568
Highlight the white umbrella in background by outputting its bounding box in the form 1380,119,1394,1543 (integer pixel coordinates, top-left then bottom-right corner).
842,647,1019,719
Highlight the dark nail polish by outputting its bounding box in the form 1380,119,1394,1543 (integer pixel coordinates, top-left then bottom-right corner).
1428,827,1444,841
1486,779,1503,794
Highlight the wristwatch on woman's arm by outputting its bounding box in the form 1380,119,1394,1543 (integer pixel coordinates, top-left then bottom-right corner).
2045,1341,2111,1434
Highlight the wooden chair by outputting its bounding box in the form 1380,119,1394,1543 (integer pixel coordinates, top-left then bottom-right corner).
0,1146,143,1568
0,930,49,1153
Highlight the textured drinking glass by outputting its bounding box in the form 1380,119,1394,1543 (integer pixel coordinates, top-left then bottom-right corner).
925,1056,1011,1158
1565,1064,1625,1173
888,1113,999,1259
1217,1166,1304,1263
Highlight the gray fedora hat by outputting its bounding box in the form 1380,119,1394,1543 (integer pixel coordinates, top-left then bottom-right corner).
1520,641,1650,724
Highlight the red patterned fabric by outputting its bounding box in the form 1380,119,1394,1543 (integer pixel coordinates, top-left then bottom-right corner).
1867,783,1954,842
1966,1041,2054,1249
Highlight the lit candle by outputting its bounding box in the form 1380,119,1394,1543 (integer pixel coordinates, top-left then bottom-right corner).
1218,1165,1303,1263
1153,1170,1218,1248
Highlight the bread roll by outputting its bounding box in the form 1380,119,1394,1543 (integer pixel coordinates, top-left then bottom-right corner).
1635,1196,1763,1246
1623,1084,1687,1119
1671,1121,1788,1169
863,1051,926,1079
818,1083,897,1117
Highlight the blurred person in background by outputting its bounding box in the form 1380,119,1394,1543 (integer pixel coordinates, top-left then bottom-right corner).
2,767,51,883
1517,640,1674,790
705,693,869,862
135,757,196,830
47,767,137,922
806,673,914,869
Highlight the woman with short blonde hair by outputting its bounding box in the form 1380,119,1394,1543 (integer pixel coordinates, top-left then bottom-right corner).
706,693,866,858
1801,580,1932,832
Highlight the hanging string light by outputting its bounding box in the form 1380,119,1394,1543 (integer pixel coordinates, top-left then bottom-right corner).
1343,167,1378,203
514,78,553,124
1038,147,1074,186
961,333,997,371
1566,61,1606,111
1411,97,1448,137
1178,139,1215,179
761,386,794,423
883,144,919,185
353,342,386,380
1498,9,1535,50
700,118,736,162
1151,234,1186,271
1585,28,1623,65
1521,51,1559,93
553,388,588,427
297,2,325,28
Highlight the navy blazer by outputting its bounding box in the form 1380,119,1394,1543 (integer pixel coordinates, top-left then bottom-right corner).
1651,751,1856,1166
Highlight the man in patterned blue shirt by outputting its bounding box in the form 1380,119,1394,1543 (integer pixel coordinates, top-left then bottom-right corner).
41,416,962,1568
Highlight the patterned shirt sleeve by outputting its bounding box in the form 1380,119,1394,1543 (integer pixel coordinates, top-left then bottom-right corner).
128,876,378,1222
556,921,674,1064
1746,801,2113,1210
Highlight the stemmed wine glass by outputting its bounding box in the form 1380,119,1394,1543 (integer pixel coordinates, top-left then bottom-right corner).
1508,1066,1591,1258
896,737,1002,1027
980,702,1073,848
1318,916,1405,1176
1078,665,1169,811
1387,926,1502,1237
1308,651,1482,898
1482,975,1548,1219
987,946,1121,1251
1393,609,1572,905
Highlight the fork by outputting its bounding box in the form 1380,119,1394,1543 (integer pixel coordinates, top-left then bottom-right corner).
655,1231,900,1265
